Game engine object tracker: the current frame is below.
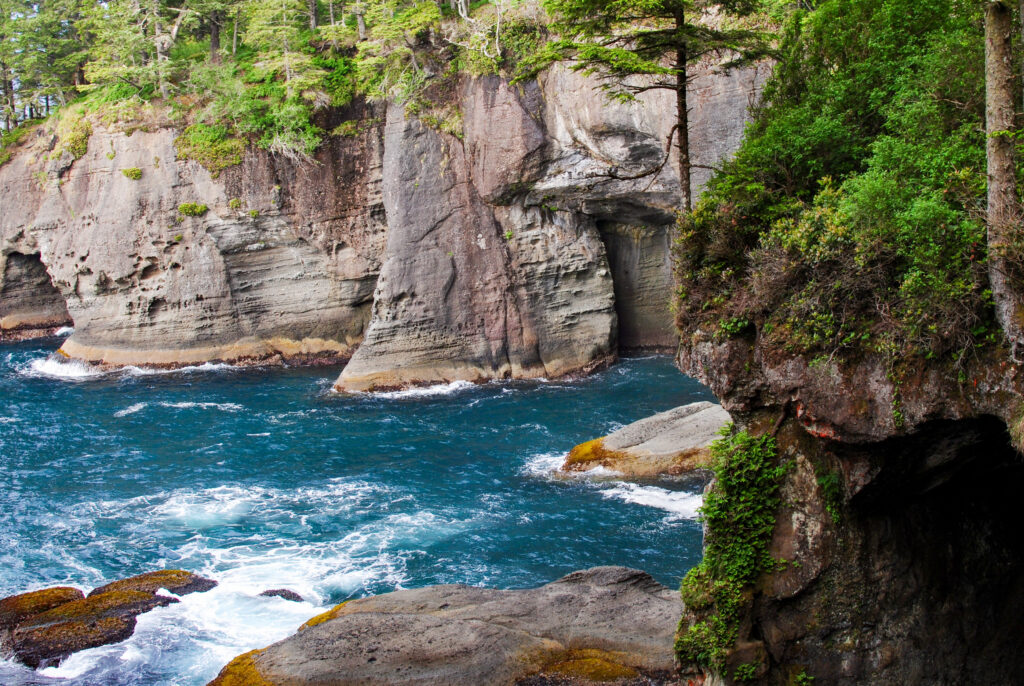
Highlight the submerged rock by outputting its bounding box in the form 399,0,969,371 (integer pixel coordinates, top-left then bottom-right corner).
259,589,304,603
209,566,681,686
563,401,731,477
0,569,217,669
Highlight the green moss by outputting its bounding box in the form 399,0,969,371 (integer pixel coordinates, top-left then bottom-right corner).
53,110,93,160
248,209,260,218
174,123,245,175
178,203,208,217
0,149,11,167
228,197,242,210
0,587,84,628
24,590,156,625
173,233,184,242
816,466,843,524
676,425,787,676
121,167,142,180
544,649,639,681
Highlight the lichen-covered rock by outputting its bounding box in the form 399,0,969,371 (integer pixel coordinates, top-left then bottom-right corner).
0,587,84,631
209,566,681,686
563,401,730,477
8,590,177,668
88,569,217,598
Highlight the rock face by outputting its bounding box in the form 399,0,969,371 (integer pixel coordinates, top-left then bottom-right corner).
209,566,682,686
0,102,386,366
1,63,762,381
675,324,1024,683
0,569,217,669
563,401,731,477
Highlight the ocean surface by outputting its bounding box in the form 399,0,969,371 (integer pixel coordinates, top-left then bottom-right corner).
0,336,715,685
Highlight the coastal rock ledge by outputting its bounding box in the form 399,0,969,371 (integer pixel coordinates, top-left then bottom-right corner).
209,566,681,686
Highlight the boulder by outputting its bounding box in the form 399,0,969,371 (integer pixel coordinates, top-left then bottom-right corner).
209,566,681,686
88,569,218,597
563,401,731,477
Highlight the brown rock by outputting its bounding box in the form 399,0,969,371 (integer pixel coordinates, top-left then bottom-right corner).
88,569,217,598
10,590,177,668
0,587,84,632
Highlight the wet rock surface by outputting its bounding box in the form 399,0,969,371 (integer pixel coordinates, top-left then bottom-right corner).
209,566,682,686
563,401,730,477
259,589,305,603
0,569,216,669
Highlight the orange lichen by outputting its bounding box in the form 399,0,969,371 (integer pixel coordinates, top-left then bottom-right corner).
564,437,619,468
299,601,350,630
541,649,640,682
88,570,208,597
207,649,274,686
22,590,163,626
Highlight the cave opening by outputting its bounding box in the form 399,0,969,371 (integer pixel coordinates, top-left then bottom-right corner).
0,252,72,339
595,219,679,353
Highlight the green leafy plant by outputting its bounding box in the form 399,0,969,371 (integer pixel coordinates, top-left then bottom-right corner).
228,197,242,210
121,167,142,180
676,426,787,673
174,124,245,175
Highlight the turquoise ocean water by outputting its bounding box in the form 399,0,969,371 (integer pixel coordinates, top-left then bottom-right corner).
0,337,713,685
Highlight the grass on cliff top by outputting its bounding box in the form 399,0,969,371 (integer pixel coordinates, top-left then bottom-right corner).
676,425,786,680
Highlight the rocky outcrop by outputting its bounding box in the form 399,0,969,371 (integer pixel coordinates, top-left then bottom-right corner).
209,566,682,686
675,323,1024,682
563,401,731,477
2,62,762,382
0,102,386,366
0,570,216,669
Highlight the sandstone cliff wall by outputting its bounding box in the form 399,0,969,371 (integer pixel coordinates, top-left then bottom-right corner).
0,63,766,381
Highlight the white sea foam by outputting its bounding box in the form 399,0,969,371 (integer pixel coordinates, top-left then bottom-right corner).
21,356,103,380
370,380,475,399
54,326,75,336
114,402,148,417
123,362,237,376
158,401,244,412
600,483,703,521
521,452,566,478
0,417,16,424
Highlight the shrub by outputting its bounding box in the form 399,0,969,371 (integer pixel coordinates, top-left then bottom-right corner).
121,167,142,180
174,123,245,175
178,202,208,217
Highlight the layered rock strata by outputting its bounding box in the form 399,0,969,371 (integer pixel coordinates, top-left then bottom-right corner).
1,62,764,383
563,401,731,477
209,566,682,686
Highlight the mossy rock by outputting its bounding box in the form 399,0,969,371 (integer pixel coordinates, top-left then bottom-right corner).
88,569,217,598
299,600,349,630
0,587,84,631
540,649,640,683
207,649,275,686
10,590,177,668
564,437,619,468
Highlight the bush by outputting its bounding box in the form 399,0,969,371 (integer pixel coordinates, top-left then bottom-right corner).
121,167,142,180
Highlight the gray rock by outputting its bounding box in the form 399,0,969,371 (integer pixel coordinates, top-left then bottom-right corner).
259,589,304,603
209,566,682,685
564,401,731,477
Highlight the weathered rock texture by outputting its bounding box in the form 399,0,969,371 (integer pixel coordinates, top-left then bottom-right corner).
2,63,763,381
675,324,1024,683
563,401,731,477
0,102,386,366
0,569,216,669
209,566,682,686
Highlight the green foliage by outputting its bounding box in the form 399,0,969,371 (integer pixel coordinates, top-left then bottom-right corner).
676,426,786,674
121,167,142,180
174,124,245,174
675,0,992,366
228,197,242,210
177,202,209,216
815,466,843,524
0,150,11,167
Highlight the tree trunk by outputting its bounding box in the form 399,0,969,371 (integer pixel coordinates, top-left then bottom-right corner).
674,10,692,213
356,8,367,40
233,16,239,55
986,1,1024,359
210,11,223,64
308,0,318,29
